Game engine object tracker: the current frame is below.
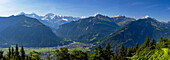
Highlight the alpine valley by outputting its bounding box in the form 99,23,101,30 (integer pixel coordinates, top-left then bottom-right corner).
0,13,169,60
0,13,169,48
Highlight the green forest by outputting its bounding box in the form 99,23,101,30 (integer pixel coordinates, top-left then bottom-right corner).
0,35,169,60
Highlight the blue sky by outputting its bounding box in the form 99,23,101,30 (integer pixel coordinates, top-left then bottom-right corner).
0,0,170,21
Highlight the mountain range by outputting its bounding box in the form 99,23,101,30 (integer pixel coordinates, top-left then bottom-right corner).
101,17,170,47
18,12,80,29
55,14,170,48
0,13,169,49
56,14,136,44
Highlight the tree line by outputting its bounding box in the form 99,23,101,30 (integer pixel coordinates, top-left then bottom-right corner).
0,35,169,60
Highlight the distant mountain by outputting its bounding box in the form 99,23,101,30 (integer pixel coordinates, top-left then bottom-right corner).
111,15,136,26
0,15,62,47
18,12,80,29
101,17,170,48
56,14,136,44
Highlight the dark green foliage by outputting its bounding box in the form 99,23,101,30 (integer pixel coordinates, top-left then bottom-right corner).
141,35,150,48
70,49,88,60
55,47,70,60
118,43,126,59
135,42,139,51
114,45,118,60
8,47,11,58
20,45,25,60
12,47,14,56
104,43,112,60
90,44,105,60
132,37,170,60
126,46,133,57
15,44,19,57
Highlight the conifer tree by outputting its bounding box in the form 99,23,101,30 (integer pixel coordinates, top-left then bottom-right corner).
142,35,150,48
118,43,126,59
135,42,139,51
90,44,104,60
8,47,11,58
15,44,19,56
124,46,127,56
126,46,133,57
104,43,112,60
20,45,25,60
12,47,14,56
114,45,118,60
152,37,156,46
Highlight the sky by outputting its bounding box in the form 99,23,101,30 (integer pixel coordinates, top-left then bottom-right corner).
0,0,170,22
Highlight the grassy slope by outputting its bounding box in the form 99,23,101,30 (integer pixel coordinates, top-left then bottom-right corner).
131,48,170,60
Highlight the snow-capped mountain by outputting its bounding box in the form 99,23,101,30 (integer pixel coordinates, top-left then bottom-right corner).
18,12,80,29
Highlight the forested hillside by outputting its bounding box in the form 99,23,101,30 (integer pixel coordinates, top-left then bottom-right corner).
101,17,170,48
0,15,62,47
56,14,135,44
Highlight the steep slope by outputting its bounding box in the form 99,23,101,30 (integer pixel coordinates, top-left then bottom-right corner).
19,12,80,29
101,17,170,47
131,38,170,60
0,15,62,47
56,14,120,43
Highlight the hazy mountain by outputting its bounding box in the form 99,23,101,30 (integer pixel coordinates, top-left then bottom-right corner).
18,12,80,29
0,15,62,47
101,17,170,47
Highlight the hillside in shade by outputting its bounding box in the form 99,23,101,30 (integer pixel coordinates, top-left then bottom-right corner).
0,15,62,47
101,17,170,48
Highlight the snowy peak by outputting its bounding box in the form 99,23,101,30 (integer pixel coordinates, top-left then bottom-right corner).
17,12,80,29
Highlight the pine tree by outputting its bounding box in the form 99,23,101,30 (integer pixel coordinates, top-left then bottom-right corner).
135,42,139,51
15,44,19,56
152,37,156,46
8,47,11,58
142,35,150,48
127,46,134,57
124,46,127,56
114,45,118,60
118,43,126,59
20,45,25,60
104,43,112,60
90,44,104,60
12,47,14,56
